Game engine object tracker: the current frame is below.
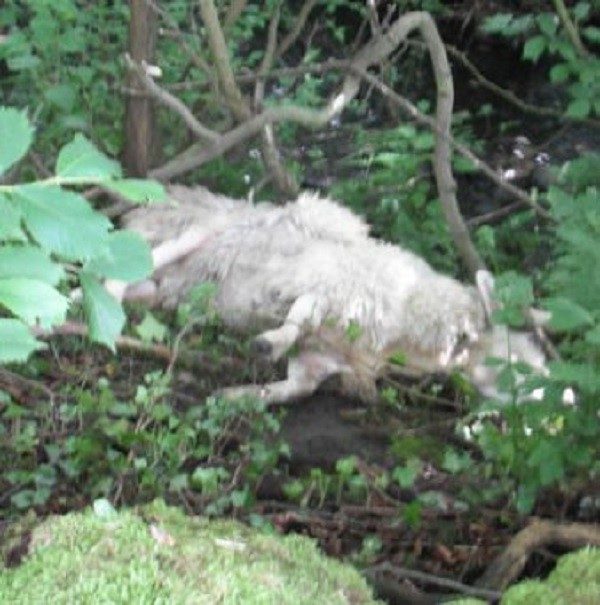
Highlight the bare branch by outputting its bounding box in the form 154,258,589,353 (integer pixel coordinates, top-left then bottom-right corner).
255,3,281,109
477,519,600,590
198,0,251,120
149,100,345,180
352,12,484,272
275,0,318,59
124,53,220,142
253,3,298,195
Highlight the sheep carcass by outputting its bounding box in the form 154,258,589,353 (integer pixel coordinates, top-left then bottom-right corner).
121,185,548,404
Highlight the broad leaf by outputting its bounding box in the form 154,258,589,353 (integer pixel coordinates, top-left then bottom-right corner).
566,98,591,118
0,193,26,241
80,272,125,350
528,440,564,486
549,361,600,392
585,325,600,345
0,277,68,328
543,297,593,330
84,230,152,281
135,312,167,343
0,107,33,176
56,133,121,180
44,84,76,112
104,179,166,203
523,35,546,62
15,184,111,261
0,245,64,285
0,318,46,363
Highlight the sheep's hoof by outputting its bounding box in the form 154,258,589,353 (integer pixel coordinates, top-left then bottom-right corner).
250,337,273,357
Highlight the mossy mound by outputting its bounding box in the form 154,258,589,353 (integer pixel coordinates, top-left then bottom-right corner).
501,547,600,605
0,500,379,604
450,547,600,605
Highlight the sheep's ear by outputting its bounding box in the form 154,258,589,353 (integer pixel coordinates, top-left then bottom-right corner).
476,269,496,322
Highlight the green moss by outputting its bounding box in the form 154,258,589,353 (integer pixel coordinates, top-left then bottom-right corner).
448,548,600,605
0,500,379,604
502,547,600,605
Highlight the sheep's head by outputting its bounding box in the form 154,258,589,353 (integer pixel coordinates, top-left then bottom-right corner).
455,270,551,401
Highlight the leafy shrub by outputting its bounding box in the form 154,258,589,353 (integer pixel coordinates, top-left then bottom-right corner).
0,106,164,362
483,5,600,118
0,0,130,155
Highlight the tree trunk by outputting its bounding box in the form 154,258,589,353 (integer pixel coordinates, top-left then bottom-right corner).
122,0,157,177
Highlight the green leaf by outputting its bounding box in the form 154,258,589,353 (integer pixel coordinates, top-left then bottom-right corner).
0,278,68,328
572,2,590,21
549,63,571,83
0,193,26,241
536,13,557,37
442,448,473,474
135,312,167,343
482,13,513,34
80,272,125,350
0,245,64,285
44,84,77,112
549,361,600,392
85,230,152,281
542,297,593,330
582,26,600,43
528,440,564,485
566,98,591,118
453,155,477,173
585,325,600,345
15,184,111,261
0,107,34,176
515,484,536,515
523,35,546,62
392,458,422,488
0,319,46,363
7,55,40,71
55,133,121,180
345,320,362,342
104,179,166,203
388,350,407,366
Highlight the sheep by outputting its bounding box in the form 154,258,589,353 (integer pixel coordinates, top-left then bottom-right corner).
120,185,549,404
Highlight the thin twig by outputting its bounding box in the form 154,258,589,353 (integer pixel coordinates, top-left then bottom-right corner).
365,561,503,601
166,58,348,90
467,201,526,227
275,0,318,59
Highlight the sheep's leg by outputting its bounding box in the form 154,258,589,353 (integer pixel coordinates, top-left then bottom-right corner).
103,225,210,302
219,351,348,405
251,294,324,361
